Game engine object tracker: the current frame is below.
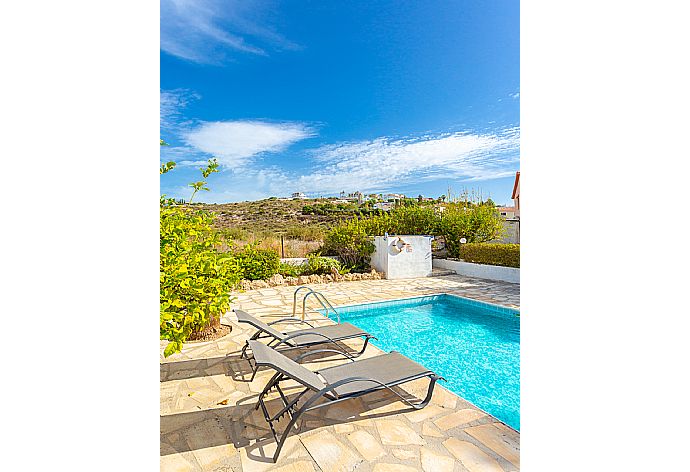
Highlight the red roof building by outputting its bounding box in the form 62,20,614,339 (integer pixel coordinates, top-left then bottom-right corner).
511,171,520,218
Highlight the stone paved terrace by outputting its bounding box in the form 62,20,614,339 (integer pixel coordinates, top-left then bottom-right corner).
160,275,520,471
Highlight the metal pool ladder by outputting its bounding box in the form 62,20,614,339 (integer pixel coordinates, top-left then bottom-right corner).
292,286,341,324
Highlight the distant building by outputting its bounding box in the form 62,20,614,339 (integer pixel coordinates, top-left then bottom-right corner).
339,191,368,204
497,206,517,219
511,171,520,243
291,192,308,199
384,193,405,202
374,202,394,211
511,171,520,218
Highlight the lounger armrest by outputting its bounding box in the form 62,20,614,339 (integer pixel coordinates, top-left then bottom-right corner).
267,318,315,328
295,349,356,363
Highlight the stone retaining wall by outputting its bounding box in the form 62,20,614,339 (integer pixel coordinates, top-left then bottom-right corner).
238,269,384,291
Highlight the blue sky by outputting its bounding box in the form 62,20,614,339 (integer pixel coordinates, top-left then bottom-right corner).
160,0,519,204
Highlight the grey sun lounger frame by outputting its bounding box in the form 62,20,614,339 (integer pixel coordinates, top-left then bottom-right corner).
249,340,445,462
235,309,376,380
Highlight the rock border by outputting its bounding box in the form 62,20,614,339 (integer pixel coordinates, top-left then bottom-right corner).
238,269,384,291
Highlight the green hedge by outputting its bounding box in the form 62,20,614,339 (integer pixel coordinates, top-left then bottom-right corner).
460,243,520,268
234,245,280,280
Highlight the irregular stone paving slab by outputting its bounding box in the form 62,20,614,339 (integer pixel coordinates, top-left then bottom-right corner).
191,444,237,471
259,299,283,306
346,430,387,461
431,386,459,410
324,398,367,421
465,423,520,468
375,419,426,446
434,408,487,431
392,449,418,460
334,424,355,434
160,451,198,472
300,429,363,472
372,464,420,472
443,438,504,472
182,418,235,469
272,460,316,472
422,422,445,438
421,446,456,472
240,436,308,472
405,404,446,423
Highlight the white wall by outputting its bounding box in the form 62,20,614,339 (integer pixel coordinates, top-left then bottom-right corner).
371,235,433,279
433,258,520,284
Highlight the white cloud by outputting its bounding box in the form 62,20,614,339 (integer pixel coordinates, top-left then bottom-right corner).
511,92,520,99
160,89,200,132
182,121,315,168
160,0,298,65
296,128,520,194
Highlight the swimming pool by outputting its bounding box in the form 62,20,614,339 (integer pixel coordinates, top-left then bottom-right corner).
330,294,520,430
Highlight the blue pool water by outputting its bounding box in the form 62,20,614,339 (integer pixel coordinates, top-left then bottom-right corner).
330,294,520,430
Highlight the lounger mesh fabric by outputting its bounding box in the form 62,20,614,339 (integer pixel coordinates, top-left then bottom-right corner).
235,310,285,340
235,309,370,347
283,323,368,345
318,351,432,397
249,339,326,391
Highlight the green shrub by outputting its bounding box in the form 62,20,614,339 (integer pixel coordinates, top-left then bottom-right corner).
278,261,305,277
438,204,504,257
234,245,280,280
379,205,437,235
306,254,344,275
459,243,520,268
160,202,241,357
322,220,375,272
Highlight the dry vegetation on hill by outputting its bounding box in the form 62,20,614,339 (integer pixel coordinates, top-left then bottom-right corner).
194,198,357,257
197,198,345,235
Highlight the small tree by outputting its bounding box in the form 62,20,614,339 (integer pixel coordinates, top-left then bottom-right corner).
160,158,240,357
322,219,375,271
437,204,504,257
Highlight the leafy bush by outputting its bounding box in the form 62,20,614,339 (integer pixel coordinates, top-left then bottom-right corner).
371,205,437,235
306,254,344,275
460,243,520,268
233,245,280,280
160,202,241,357
277,256,345,277
437,204,504,257
278,262,305,277
322,220,375,271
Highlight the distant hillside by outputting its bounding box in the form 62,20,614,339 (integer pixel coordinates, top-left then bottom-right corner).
196,198,355,236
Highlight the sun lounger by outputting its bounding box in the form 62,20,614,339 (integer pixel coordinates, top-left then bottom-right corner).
235,309,376,379
249,339,444,462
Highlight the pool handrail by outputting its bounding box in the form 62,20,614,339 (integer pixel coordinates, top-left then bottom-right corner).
292,285,340,323
302,290,340,324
